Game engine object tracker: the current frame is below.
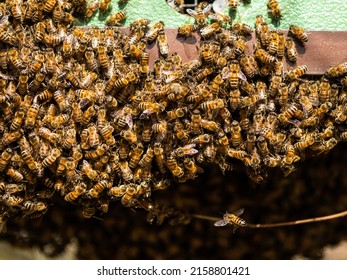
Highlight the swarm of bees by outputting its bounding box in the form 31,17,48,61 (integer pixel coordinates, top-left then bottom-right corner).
0,0,347,229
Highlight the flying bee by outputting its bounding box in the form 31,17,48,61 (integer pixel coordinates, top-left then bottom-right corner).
106,10,127,26
186,4,212,26
177,24,199,37
267,0,282,20
286,65,308,81
64,183,86,203
214,208,247,232
288,25,308,44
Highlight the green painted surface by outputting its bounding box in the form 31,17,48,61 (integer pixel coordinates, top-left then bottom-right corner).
84,0,347,30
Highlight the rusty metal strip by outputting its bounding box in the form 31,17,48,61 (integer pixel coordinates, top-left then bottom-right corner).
147,29,347,75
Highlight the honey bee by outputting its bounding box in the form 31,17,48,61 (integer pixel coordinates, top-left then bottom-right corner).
24,103,40,129
100,0,111,13
138,147,154,168
119,161,133,182
284,37,298,62
286,65,308,81
42,148,61,168
21,148,39,173
97,44,110,70
106,10,127,26
200,99,224,111
186,4,212,26
319,78,331,104
2,194,23,207
166,107,188,121
88,180,109,198
157,30,169,57
10,110,25,131
108,185,127,197
282,141,300,165
255,49,277,65
288,25,308,44
229,120,242,147
267,0,282,20
325,62,347,78
38,127,59,144
85,0,100,22
177,24,199,37
239,55,258,78
140,51,149,75
214,208,247,232
5,166,23,182
81,159,99,181
166,155,184,178
120,128,138,144
192,134,212,145
146,21,164,42
64,183,86,202
0,148,12,172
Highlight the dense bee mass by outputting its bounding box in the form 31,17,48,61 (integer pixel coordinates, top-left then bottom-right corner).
0,0,347,229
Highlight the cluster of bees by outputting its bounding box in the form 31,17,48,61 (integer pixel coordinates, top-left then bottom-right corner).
0,0,347,228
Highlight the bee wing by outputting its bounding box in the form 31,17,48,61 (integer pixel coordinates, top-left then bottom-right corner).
238,71,247,81
200,26,213,36
203,4,212,14
214,219,228,227
234,208,245,216
186,9,198,17
212,0,229,13
221,67,231,79
125,114,133,129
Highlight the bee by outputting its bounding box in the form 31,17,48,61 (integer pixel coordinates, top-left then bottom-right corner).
267,31,279,55
139,147,154,168
267,0,282,20
200,99,224,111
38,127,59,144
229,120,242,147
294,133,316,151
286,65,308,81
177,24,199,37
65,157,79,182
108,185,127,197
152,143,166,174
64,183,86,202
284,37,298,62
186,4,212,26
166,155,184,178
42,148,61,168
319,78,331,103
200,22,222,39
10,110,25,131
171,144,198,158
239,55,258,78
214,208,247,232
157,30,169,57
5,166,23,182
106,10,127,26
288,25,308,44
85,0,100,22
255,49,277,65
192,134,212,145
233,37,247,56
146,20,164,42
120,128,138,144
269,75,282,97
82,105,98,126
282,142,300,165
81,159,99,181
24,103,40,129
2,194,23,207
0,148,12,172
119,161,133,182
100,0,111,13
325,62,347,78
97,44,110,70
88,180,109,199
